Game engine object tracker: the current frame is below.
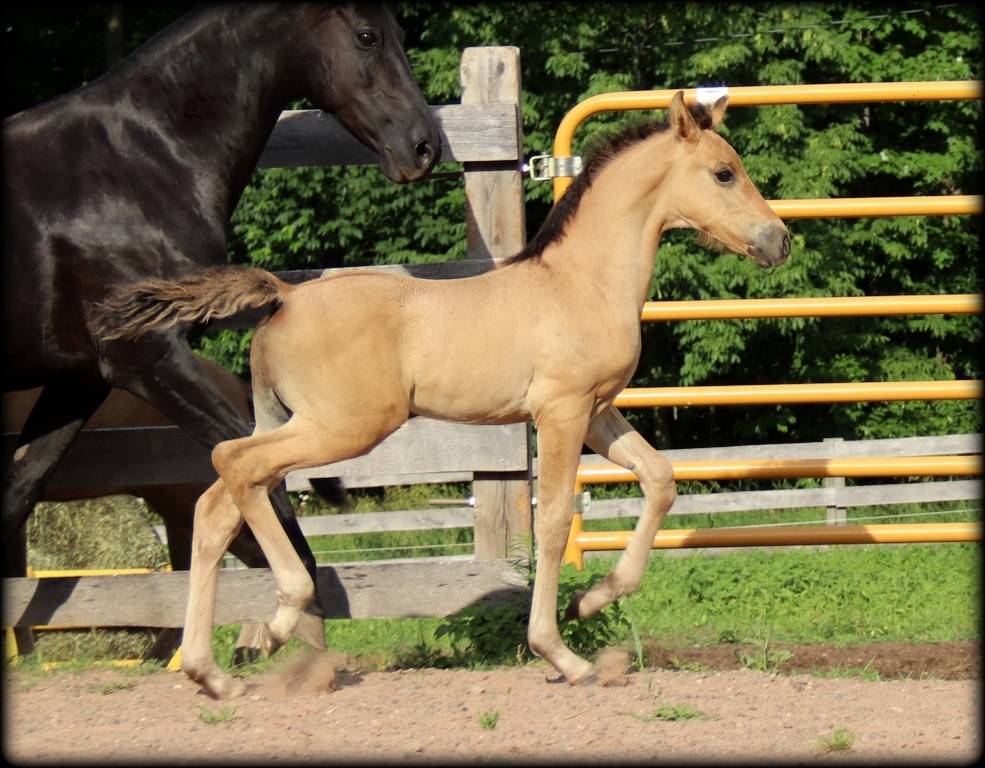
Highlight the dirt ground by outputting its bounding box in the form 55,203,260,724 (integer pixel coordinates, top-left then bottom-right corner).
3,640,980,765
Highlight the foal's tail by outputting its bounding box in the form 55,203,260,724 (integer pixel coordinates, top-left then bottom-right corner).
94,266,292,341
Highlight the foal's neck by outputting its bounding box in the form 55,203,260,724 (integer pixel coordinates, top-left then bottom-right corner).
546,135,675,314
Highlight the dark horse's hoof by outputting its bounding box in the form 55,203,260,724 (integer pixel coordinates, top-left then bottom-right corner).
563,589,588,621
231,646,262,667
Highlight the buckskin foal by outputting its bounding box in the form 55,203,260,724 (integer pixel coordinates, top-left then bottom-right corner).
97,92,789,698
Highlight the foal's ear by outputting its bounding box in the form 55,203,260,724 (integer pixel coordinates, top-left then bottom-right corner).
669,91,699,143
709,95,728,129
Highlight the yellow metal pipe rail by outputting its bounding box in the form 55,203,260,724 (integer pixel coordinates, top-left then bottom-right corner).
640,294,982,322
551,80,984,199
562,519,981,569
615,380,981,408
574,455,981,491
552,81,983,568
768,196,980,218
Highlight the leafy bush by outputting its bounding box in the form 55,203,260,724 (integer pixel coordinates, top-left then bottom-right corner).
435,563,629,666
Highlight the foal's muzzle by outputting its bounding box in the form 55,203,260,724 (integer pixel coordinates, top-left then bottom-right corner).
748,224,791,268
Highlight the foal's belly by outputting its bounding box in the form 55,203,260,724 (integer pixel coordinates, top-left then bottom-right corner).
406,370,532,425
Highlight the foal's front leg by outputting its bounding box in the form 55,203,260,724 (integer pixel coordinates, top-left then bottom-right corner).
568,405,676,620
526,407,596,684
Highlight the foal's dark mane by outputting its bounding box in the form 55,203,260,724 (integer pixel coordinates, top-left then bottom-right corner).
508,101,716,264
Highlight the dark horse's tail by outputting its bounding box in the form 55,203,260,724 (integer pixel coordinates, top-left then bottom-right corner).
94,266,291,341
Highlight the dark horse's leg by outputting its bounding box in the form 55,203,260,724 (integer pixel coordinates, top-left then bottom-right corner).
99,334,326,652
3,379,111,654
4,524,36,654
2,379,112,551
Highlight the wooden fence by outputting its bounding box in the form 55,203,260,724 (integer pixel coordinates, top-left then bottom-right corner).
4,62,982,634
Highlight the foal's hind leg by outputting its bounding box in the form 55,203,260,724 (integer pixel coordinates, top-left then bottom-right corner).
181,479,250,699
568,405,676,620
209,415,406,683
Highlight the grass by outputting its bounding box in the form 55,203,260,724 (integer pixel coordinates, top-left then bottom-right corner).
815,726,857,752
813,658,883,681
15,489,981,668
629,700,710,722
196,705,242,724
477,710,500,730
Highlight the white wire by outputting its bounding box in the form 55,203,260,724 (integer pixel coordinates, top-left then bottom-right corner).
722,505,981,530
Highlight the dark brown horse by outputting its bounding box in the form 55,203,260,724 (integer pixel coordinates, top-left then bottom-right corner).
3,2,440,654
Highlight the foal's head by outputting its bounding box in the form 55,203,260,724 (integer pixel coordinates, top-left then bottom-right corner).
640,91,790,267
661,91,790,268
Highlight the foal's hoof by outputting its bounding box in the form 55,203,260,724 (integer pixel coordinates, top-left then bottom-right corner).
210,676,248,700
565,663,597,686
187,670,248,700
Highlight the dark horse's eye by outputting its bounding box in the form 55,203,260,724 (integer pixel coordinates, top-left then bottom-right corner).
715,169,734,183
356,31,377,47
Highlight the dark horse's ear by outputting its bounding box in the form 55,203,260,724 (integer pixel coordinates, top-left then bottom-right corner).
669,91,699,144
709,95,728,129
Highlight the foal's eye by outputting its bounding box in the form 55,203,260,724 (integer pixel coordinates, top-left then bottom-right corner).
356,31,377,47
715,169,734,183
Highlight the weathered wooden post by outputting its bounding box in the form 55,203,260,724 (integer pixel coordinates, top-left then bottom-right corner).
460,46,533,562
824,437,847,525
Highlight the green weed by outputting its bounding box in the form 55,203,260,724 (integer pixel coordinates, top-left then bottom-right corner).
669,658,713,673
630,699,710,722
816,726,856,752
88,680,136,694
736,622,794,674
813,658,882,681
196,705,241,724
477,710,500,730
434,563,627,667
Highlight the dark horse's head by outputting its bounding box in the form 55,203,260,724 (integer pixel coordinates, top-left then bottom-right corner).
296,2,441,182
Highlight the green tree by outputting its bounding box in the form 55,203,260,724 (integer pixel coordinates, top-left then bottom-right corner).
220,3,981,448
6,3,980,447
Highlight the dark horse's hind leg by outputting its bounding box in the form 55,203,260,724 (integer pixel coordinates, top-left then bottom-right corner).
4,524,36,654
2,379,111,551
3,379,111,656
100,337,327,651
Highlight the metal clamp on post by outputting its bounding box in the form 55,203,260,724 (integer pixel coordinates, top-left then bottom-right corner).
573,490,591,515
528,154,583,181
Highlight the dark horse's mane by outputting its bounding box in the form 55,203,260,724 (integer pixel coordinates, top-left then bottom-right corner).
508,100,717,264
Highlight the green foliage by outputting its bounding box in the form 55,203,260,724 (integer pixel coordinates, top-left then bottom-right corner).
7,5,979,446
477,710,501,730
816,726,857,752
434,562,628,666
216,2,980,447
196,705,242,725
736,621,795,673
